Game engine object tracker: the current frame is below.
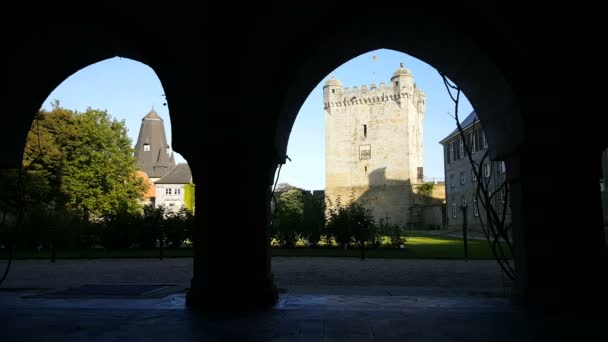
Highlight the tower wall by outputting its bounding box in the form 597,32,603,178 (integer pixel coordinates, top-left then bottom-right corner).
324,79,425,226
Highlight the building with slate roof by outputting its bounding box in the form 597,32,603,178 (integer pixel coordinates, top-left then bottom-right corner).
134,108,176,181
439,111,511,231
155,163,194,213
134,109,193,211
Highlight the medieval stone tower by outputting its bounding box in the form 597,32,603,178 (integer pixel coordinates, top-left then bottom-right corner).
324,63,426,226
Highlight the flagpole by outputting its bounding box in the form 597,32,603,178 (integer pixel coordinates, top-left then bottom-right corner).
372,55,376,83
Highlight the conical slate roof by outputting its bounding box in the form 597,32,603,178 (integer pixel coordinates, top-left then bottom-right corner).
133,108,176,178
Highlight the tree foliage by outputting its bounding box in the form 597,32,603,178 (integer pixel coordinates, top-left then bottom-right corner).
416,182,435,198
301,192,325,247
326,195,377,258
22,104,147,220
273,189,304,248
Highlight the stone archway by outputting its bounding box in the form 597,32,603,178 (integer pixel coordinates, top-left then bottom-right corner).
2,4,606,314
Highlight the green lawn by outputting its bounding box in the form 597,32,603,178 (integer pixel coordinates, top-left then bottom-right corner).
0,234,510,260
274,234,510,260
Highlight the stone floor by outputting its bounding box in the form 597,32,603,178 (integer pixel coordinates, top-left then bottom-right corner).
0,257,510,295
0,258,604,340
0,291,605,341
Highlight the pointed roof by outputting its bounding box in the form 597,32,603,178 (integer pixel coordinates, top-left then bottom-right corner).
143,108,161,120
133,108,176,178
156,163,192,184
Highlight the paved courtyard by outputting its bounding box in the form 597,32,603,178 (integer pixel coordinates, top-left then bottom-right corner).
0,257,604,341
0,257,510,297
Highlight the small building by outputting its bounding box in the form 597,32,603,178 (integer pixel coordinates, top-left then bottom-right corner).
439,111,511,231
155,163,194,214
133,108,194,212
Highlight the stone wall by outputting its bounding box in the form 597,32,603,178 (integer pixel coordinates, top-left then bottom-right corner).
442,123,511,230
155,183,186,214
324,70,425,226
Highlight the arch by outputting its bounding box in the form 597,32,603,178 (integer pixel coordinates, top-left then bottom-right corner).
274,14,522,165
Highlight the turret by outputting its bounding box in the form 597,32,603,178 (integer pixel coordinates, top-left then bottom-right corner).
323,76,343,108
391,63,414,91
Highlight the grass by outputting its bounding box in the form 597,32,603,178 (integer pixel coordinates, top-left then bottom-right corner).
274,233,510,260
0,233,511,260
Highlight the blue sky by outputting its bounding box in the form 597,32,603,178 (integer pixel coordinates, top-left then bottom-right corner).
42,49,472,190
42,57,187,164
281,49,473,190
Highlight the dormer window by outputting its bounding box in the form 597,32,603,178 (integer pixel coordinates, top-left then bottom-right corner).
143,144,150,152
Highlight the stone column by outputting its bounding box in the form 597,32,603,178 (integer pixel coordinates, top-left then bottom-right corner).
184,155,278,311
509,145,607,312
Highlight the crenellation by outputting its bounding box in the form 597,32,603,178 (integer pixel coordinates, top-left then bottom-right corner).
325,81,423,108
325,63,426,226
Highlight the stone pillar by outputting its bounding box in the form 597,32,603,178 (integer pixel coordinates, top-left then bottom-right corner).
185,158,278,311
509,145,607,313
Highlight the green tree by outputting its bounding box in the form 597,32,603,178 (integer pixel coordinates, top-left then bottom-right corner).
274,189,304,248
416,182,435,198
301,192,325,247
61,108,146,219
22,101,79,206
326,195,377,258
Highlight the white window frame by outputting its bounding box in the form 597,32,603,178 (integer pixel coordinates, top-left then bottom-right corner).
166,188,172,195
459,139,464,159
461,196,467,208
452,202,457,218
471,132,477,153
449,143,454,163
473,197,479,216
483,132,488,148
450,174,455,188
484,163,491,178
460,171,465,185
498,161,506,174
472,169,477,182
175,188,181,195
143,144,150,152
500,187,506,203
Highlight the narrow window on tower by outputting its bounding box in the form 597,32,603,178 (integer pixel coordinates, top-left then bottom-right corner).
364,165,368,172
363,124,367,138
332,89,335,93
143,143,150,152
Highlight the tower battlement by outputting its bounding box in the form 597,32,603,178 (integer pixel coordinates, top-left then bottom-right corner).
324,82,425,109
324,63,426,226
